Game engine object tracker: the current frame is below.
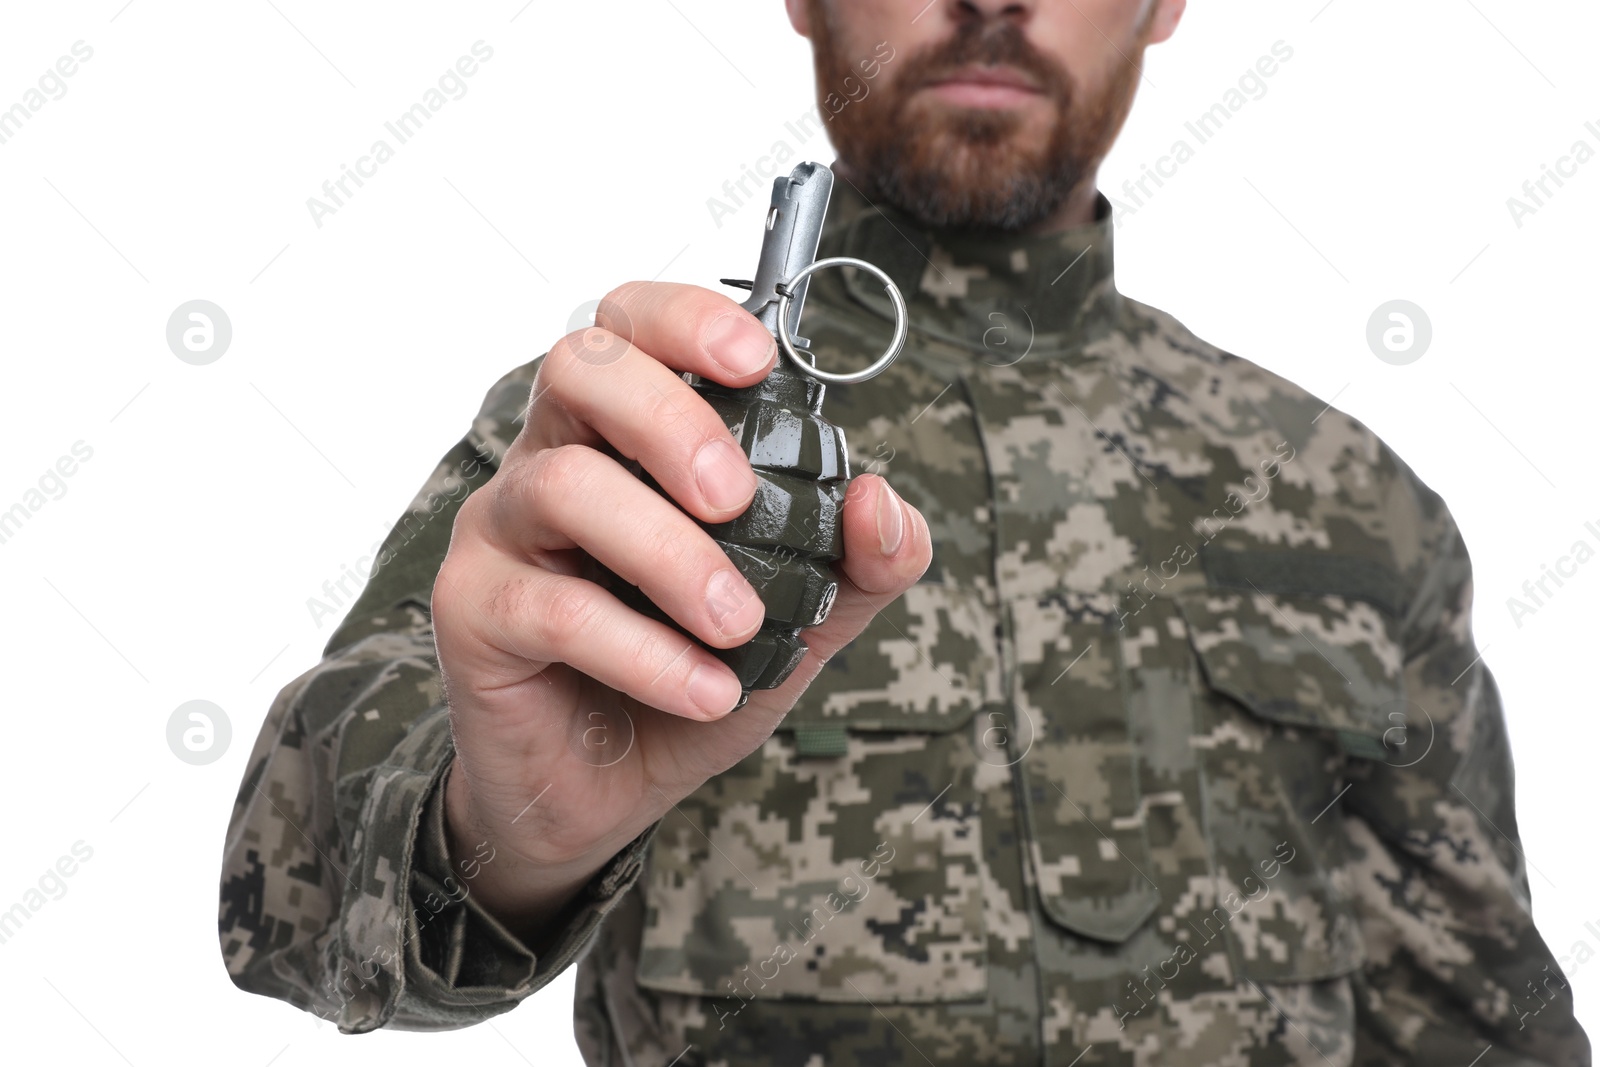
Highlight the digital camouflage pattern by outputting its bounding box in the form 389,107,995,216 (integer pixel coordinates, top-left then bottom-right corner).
220,179,1589,1066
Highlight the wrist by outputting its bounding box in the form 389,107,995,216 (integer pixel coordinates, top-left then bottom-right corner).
441,758,611,944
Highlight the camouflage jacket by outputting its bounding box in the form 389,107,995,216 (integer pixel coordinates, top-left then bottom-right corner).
219,181,1589,1066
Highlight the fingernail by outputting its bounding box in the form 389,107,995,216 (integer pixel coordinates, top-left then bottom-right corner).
706,568,764,638
694,438,755,513
688,664,741,718
703,313,776,377
877,480,905,557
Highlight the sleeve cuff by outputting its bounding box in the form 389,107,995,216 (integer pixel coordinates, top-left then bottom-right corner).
393,751,659,1026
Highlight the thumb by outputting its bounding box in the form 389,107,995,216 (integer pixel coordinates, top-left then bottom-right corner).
764,474,930,697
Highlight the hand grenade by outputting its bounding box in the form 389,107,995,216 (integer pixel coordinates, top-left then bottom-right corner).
605,161,908,707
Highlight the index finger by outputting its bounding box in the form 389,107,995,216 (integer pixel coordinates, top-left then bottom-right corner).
594,281,776,386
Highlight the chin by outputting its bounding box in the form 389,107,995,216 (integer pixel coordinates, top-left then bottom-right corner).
923,141,1049,195
843,107,1070,230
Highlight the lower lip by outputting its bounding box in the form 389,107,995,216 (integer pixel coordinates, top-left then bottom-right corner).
925,81,1042,109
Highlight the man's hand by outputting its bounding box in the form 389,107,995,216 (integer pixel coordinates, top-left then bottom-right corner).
431,281,931,943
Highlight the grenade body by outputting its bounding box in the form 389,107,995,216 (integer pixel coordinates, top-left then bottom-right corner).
604,160,856,706
608,357,848,704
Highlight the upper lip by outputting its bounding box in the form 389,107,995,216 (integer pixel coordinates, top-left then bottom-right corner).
927,65,1042,92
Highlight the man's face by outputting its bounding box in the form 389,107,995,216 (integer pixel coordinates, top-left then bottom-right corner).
793,0,1182,232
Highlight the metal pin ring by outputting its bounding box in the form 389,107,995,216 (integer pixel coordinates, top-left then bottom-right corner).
775,256,907,386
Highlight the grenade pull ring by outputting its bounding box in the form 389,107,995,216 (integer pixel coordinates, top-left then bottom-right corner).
774,256,908,386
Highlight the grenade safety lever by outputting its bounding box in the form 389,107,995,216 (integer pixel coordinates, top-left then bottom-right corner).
605,161,907,707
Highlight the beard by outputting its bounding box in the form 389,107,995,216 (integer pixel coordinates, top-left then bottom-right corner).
809,3,1146,232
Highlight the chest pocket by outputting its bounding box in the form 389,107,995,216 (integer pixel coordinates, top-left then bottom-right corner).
1174,579,1405,982
633,579,996,1005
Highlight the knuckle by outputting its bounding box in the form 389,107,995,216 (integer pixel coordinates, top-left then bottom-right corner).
642,525,707,594
526,360,553,401
639,386,696,439
600,279,646,310
484,573,538,629
482,447,597,547
431,556,469,620
449,484,490,539
596,281,647,341
652,387,729,463
487,464,529,525
521,443,596,504
544,332,582,375
480,572,598,654
548,328,611,376
656,526,700,576
535,578,602,647
628,626,690,685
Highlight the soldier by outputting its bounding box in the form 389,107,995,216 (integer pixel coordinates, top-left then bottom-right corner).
219,1,1590,1064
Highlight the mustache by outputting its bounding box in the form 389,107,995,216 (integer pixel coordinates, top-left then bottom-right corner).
903,20,1072,101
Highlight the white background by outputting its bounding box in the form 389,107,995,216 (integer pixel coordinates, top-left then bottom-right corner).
1,1,1595,1063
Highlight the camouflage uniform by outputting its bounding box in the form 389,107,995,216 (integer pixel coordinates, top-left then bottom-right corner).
219,181,1589,1066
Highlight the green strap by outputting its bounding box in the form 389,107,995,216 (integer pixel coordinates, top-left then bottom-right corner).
792,723,849,758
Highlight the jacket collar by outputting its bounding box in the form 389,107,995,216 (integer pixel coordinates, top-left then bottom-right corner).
812,174,1122,359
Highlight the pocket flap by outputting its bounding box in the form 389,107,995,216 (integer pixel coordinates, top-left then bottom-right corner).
1175,589,1403,742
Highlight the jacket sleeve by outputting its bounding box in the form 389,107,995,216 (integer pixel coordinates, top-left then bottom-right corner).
217,359,656,1033
1344,456,1589,1066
